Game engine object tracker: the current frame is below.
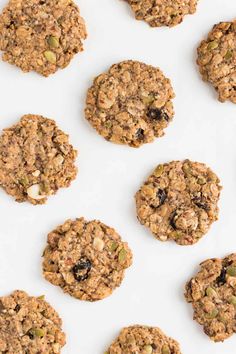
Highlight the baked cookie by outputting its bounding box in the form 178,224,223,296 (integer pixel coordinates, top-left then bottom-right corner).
0,0,87,76
197,20,236,103
0,290,66,353
135,160,221,245
125,0,198,28
105,325,182,354
42,218,133,301
185,254,236,342
85,60,175,147
0,114,77,205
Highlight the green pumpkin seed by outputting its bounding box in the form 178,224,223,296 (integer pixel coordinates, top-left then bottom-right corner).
29,328,45,338
47,35,59,48
143,345,153,354
207,41,218,50
225,50,233,60
206,287,217,297
110,241,118,252
44,50,56,64
205,308,218,319
162,345,171,354
229,295,236,306
154,164,164,177
118,248,127,263
227,266,236,277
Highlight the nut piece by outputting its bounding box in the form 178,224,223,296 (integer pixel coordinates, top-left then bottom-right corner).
27,184,45,200
93,237,105,251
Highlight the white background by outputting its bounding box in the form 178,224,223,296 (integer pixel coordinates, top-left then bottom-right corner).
0,0,235,353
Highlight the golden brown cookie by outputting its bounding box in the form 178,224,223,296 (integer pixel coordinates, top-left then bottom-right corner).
0,114,77,205
0,0,87,76
105,325,182,354
0,290,66,353
135,160,222,245
125,0,198,28
85,60,175,148
197,20,236,103
185,254,236,342
42,218,133,301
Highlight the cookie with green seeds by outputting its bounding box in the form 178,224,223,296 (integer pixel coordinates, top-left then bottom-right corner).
105,325,182,354
185,254,236,342
0,290,66,353
42,218,133,301
0,114,77,205
135,160,221,245
85,60,175,148
0,0,87,76
125,0,199,28
197,20,236,103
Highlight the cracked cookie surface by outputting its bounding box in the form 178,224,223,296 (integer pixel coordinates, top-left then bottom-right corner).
185,254,236,342
0,0,87,76
125,0,198,28
85,60,175,147
135,160,221,245
0,290,66,353
197,20,236,103
0,114,77,205
42,218,133,301
105,325,182,354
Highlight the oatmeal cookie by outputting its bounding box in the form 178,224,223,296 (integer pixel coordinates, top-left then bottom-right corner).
42,218,133,301
0,114,77,205
85,60,175,147
197,20,236,103
185,254,236,342
125,0,198,28
105,325,182,354
135,160,221,245
0,0,87,76
0,290,66,353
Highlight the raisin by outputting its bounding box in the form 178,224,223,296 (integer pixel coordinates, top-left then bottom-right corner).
170,212,177,229
216,267,227,286
136,128,145,140
157,189,167,205
151,343,157,349
193,196,209,211
15,304,21,312
72,257,92,282
147,108,169,121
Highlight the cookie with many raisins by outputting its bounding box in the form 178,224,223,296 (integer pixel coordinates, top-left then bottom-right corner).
135,160,221,245
0,290,66,353
42,218,133,301
185,254,236,342
0,0,87,76
85,60,175,147
0,114,77,205
105,325,182,354
197,20,236,103
125,0,198,28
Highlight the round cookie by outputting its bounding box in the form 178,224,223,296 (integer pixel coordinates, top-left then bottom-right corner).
0,290,66,353
135,160,221,245
85,60,175,148
105,325,182,354
0,114,77,205
0,0,87,76
185,254,236,342
42,218,133,301
125,0,198,28
197,20,236,103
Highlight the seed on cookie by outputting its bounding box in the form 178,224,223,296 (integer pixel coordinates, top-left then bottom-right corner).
42,217,133,301
105,325,182,353
135,160,222,245
0,290,66,353
197,20,236,103
185,253,236,342
85,60,175,148
0,0,87,76
125,0,199,28
0,114,77,205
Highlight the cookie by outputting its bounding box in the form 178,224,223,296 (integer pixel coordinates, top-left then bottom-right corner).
135,160,221,245
42,217,133,301
185,254,236,342
85,60,175,147
0,114,77,205
105,325,182,354
125,0,198,28
0,0,87,76
197,20,236,103
0,290,66,353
